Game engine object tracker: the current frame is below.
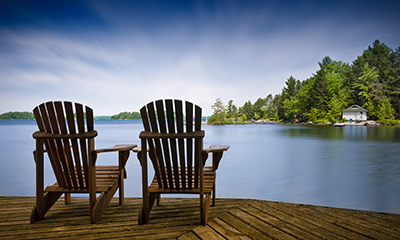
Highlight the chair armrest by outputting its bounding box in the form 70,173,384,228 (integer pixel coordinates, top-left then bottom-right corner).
202,145,230,170
92,144,136,169
132,146,142,153
132,146,150,167
94,144,137,154
202,145,230,153
132,146,150,153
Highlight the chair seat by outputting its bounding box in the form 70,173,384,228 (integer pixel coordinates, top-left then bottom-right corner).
148,167,215,194
45,166,120,193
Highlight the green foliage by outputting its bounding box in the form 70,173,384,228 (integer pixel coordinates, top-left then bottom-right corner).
210,40,398,124
377,119,400,125
326,95,343,123
111,111,141,120
239,101,254,120
95,116,111,120
307,108,318,123
278,76,301,120
266,94,280,119
0,111,34,120
283,97,299,120
226,100,237,118
207,114,218,124
273,113,279,122
208,98,226,124
377,99,395,120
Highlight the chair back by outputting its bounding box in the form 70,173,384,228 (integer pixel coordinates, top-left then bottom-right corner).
140,99,203,190
33,101,95,190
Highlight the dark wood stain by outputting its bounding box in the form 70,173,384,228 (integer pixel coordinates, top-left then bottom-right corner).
1,197,399,239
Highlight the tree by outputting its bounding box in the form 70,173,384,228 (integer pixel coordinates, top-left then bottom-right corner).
389,45,400,118
353,63,379,106
283,97,300,121
326,95,343,123
208,98,226,124
278,76,301,120
308,108,318,123
266,94,279,119
298,57,350,122
240,101,254,120
319,56,333,68
325,61,349,122
253,97,267,120
347,40,399,119
377,98,395,120
226,100,237,118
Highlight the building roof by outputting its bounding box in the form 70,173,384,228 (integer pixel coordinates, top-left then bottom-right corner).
341,105,368,112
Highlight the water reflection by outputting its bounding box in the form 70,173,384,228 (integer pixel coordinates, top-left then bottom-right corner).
282,124,400,142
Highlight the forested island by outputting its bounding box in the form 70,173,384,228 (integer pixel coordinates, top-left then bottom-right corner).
0,111,34,120
110,111,141,120
208,40,400,126
0,111,141,120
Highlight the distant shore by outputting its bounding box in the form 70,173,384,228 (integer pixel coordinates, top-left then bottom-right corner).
206,119,400,127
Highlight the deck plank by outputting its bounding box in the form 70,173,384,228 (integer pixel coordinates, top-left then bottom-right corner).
263,200,372,240
1,197,399,239
207,218,251,240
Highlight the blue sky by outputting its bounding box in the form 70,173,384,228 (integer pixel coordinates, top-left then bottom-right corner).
1,0,399,116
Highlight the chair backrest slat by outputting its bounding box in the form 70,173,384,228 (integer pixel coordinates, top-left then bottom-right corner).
194,105,202,189
141,99,203,190
38,103,67,188
185,102,193,189
165,99,180,189
33,101,94,190
75,103,89,187
140,105,162,186
54,101,78,189
155,100,174,189
86,106,94,131
64,102,85,188
33,105,64,187
147,102,168,188
174,100,186,189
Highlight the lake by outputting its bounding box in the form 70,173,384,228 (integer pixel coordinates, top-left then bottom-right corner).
1,120,399,214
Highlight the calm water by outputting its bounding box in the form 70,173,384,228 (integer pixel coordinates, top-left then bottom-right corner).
1,120,399,214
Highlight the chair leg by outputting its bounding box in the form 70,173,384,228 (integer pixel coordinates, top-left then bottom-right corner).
156,194,161,206
138,193,158,225
119,170,124,206
90,182,119,224
30,192,62,223
65,193,71,204
201,193,211,226
138,204,146,225
212,182,216,206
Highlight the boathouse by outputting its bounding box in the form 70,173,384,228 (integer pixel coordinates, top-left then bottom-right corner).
342,105,368,122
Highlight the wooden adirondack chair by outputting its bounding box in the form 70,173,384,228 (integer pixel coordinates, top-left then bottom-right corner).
31,101,136,223
134,99,229,225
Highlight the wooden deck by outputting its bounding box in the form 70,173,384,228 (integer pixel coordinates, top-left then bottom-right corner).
0,197,399,239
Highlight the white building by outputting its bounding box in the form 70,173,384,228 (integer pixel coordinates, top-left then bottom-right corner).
342,105,368,122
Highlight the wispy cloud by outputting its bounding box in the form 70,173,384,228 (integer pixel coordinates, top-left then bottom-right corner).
1,0,399,115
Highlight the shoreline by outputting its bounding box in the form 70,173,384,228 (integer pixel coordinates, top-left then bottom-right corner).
207,119,400,127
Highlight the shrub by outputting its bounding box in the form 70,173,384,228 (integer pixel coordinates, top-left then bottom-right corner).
377,119,400,125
